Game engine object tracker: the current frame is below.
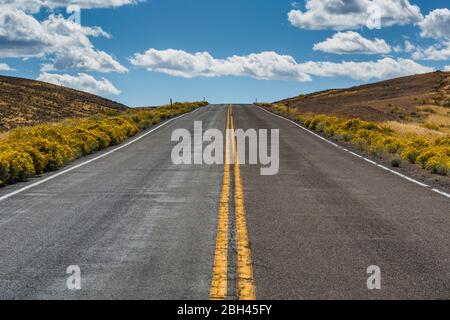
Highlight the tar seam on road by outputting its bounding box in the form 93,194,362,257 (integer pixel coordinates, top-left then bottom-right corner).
0,108,201,203
210,106,256,300
230,107,256,300
258,106,450,200
210,107,231,300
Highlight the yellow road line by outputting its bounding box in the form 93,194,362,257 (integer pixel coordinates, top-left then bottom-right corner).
230,108,256,300
210,106,256,300
210,107,231,300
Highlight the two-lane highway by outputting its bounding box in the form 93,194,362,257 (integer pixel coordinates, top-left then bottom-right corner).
0,104,448,299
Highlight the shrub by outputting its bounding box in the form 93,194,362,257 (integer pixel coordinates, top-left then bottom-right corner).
401,138,429,164
417,146,450,172
13,142,48,174
308,117,321,130
369,145,385,158
353,138,368,151
0,148,35,183
381,137,402,154
316,121,327,133
435,136,450,147
0,102,205,187
343,119,362,132
267,103,450,177
434,163,449,176
391,158,402,168
296,115,306,124
0,154,10,184
68,127,101,156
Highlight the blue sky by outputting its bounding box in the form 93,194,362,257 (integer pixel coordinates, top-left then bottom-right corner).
1,0,450,106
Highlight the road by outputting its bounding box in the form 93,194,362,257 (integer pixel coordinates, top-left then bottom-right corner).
0,104,448,299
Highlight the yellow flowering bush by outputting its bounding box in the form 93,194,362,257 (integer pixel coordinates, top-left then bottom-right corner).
269,104,450,176
0,102,207,186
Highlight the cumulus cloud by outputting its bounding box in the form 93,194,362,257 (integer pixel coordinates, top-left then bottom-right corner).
41,46,127,73
37,72,121,95
130,48,433,82
0,8,51,57
412,43,450,61
313,31,391,54
0,0,138,13
403,40,416,53
444,65,450,72
0,63,14,71
411,9,450,61
0,8,127,73
393,40,416,53
288,0,422,30
419,8,450,40
130,49,313,81
298,57,433,81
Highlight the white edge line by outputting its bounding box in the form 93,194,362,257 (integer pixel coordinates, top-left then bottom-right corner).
0,108,201,203
258,106,450,200
432,188,450,198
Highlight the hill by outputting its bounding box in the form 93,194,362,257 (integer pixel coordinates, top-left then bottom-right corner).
0,76,128,130
277,71,450,122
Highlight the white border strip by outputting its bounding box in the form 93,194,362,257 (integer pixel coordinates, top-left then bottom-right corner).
258,107,450,200
0,108,201,203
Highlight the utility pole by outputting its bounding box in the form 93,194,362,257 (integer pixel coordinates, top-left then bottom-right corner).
170,98,173,107
287,100,290,113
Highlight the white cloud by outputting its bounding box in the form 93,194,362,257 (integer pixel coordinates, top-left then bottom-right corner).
130,48,433,82
44,0,138,9
298,57,433,81
37,72,121,95
288,0,422,30
0,8,51,57
412,42,450,61
41,46,127,73
404,40,416,53
313,31,391,54
0,63,14,71
0,0,138,13
419,8,450,40
413,9,450,61
444,65,450,72
393,40,416,53
0,8,127,73
130,49,312,81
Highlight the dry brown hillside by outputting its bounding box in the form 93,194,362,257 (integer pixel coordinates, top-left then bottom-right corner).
0,76,128,130
278,71,450,122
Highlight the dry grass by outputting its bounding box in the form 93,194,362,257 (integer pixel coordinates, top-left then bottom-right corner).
383,121,446,140
416,105,450,133
0,132,8,141
425,114,450,129
277,71,450,122
0,75,128,130
422,106,450,134
384,105,450,138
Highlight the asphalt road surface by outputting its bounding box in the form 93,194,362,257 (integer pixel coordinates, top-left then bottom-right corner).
0,104,448,300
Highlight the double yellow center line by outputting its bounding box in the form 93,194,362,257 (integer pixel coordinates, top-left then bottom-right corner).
210,106,256,300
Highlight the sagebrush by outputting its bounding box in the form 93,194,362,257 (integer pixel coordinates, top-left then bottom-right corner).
0,102,207,186
268,103,450,176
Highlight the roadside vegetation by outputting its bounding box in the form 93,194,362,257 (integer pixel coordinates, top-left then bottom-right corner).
0,102,207,187
263,103,450,177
